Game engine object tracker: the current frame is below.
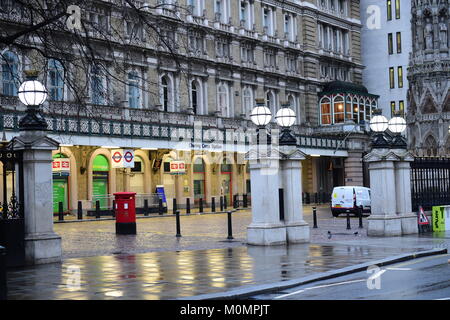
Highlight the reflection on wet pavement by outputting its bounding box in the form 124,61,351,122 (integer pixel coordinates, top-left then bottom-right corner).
7,243,425,300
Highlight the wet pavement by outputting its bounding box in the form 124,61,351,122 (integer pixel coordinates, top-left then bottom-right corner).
6,206,450,300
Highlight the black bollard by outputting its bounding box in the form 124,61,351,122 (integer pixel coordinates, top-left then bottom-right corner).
199,198,203,213
58,202,64,221
95,200,100,219
346,211,351,230
313,206,318,229
220,196,224,212
243,194,248,208
77,201,83,220
186,198,191,215
211,197,216,213
314,193,318,204
359,205,364,229
224,195,228,210
158,198,163,215
278,189,285,221
144,199,149,216
175,210,181,238
227,210,234,240
173,198,177,215
233,195,237,209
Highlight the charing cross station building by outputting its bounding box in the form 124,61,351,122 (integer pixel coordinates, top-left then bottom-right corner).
0,0,379,214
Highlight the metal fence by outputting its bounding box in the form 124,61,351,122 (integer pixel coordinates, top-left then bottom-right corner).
411,157,450,212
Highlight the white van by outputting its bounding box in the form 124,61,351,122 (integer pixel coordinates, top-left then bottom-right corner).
331,186,371,217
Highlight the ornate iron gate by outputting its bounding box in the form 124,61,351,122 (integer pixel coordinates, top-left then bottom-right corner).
0,137,25,267
411,157,450,212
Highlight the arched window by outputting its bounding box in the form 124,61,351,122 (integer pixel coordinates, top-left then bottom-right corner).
320,97,332,125
218,83,229,117
359,97,365,124
425,135,438,157
48,59,64,101
161,75,172,112
287,93,299,123
191,80,199,115
128,71,140,108
91,64,106,105
1,51,19,96
333,96,345,124
352,97,359,123
242,86,253,117
345,95,352,120
266,90,276,116
365,99,371,122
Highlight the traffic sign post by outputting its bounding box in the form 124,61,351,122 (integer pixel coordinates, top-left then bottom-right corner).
418,206,431,233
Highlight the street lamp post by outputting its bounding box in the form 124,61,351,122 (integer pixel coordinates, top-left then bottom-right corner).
11,71,62,265
275,102,297,146
250,98,272,146
369,109,390,148
17,72,48,131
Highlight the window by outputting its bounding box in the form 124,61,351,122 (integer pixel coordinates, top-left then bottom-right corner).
161,75,173,112
334,96,345,124
262,6,275,36
218,84,229,117
399,101,405,116
216,37,230,58
391,101,396,117
128,71,140,108
284,14,292,40
352,97,359,123
1,51,19,96
264,48,276,68
396,32,402,53
189,31,204,55
388,33,393,55
48,59,64,101
286,54,297,73
215,0,228,23
389,67,395,89
266,90,276,115
387,0,392,21
242,87,253,116
126,21,143,41
91,64,106,105
191,80,199,114
321,98,332,125
241,43,254,63
398,66,403,88
395,0,400,19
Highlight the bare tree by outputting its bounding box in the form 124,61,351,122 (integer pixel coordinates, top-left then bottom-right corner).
0,0,192,124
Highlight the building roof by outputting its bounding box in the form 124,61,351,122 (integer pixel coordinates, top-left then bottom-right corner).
319,81,379,98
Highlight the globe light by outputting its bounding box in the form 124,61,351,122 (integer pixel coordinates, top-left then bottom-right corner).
18,79,48,106
388,115,407,134
275,107,296,127
369,114,388,133
250,100,272,126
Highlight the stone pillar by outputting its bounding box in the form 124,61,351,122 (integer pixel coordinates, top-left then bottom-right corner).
12,130,61,265
364,149,402,236
280,147,310,244
393,151,418,235
246,148,286,246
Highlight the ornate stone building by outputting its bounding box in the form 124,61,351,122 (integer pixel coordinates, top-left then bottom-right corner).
0,0,377,213
407,0,450,156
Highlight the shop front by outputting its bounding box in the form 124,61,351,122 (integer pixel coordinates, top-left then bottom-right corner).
52,153,70,214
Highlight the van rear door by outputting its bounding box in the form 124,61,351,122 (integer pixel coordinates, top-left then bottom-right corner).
332,188,354,209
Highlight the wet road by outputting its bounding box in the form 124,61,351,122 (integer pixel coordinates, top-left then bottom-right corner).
252,254,450,300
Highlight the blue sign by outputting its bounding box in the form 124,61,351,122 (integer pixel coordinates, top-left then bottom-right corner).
155,185,167,204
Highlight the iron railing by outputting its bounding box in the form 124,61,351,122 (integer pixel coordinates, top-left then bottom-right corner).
411,157,450,211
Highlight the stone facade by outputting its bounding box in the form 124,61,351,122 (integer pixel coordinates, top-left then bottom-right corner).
407,0,450,156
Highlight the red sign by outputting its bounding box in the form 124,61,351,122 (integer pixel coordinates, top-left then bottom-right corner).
112,151,122,163
418,206,430,225
124,151,134,163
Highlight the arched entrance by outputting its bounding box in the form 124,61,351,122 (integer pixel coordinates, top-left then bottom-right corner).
220,158,233,205
92,154,110,209
193,157,206,203
130,156,145,194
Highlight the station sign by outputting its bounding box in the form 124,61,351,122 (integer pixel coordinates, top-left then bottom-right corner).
111,149,135,168
170,161,186,175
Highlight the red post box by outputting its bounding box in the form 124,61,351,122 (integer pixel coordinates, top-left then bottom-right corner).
114,192,137,234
